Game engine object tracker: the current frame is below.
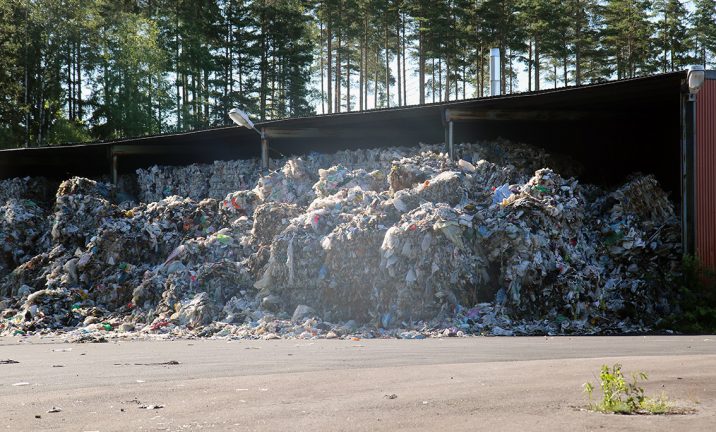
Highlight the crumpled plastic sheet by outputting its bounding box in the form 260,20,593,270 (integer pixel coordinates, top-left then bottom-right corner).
254,158,317,205
251,202,304,246
0,140,681,339
313,165,386,198
0,176,54,204
136,159,270,203
0,199,48,276
376,202,488,325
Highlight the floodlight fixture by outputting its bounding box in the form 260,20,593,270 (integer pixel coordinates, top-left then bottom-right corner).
229,108,269,171
687,65,705,95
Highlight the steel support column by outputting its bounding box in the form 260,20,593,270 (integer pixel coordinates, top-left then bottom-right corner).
681,92,696,256
260,127,269,172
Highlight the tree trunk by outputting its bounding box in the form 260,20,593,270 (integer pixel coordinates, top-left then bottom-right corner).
527,39,532,91
419,25,425,105
402,13,407,105
462,64,466,99
175,8,181,129
259,8,267,120
574,26,581,86
24,6,29,147
271,44,277,117
663,14,668,73
432,58,435,103
477,46,483,96
75,40,81,120
336,14,341,113
509,48,513,94
362,13,367,110
396,10,402,107
204,68,210,125
327,7,333,114
157,72,161,130
320,18,325,114
384,24,390,108
500,43,506,94
347,42,351,112
445,55,450,102
553,63,557,88
191,73,197,122
67,44,73,120
365,45,369,109
148,73,154,130
534,37,540,91
374,48,379,107
359,24,363,111
38,78,44,146
438,57,442,102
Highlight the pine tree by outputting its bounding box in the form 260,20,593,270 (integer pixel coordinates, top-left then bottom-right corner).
405,0,430,104
654,0,692,72
479,0,521,94
85,0,170,139
251,0,314,120
566,0,604,86
517,0,551,90
0,0,25,148
691,0,716,68
602,0,657,79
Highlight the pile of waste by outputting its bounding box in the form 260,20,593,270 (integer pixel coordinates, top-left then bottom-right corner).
0,140,682,341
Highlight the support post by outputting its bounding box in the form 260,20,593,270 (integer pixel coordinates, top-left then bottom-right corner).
448,120,454,161
681,92,696,256
260,127,269,172
111,149,118,186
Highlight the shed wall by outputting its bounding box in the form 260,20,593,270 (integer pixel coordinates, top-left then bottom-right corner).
696,79,716,269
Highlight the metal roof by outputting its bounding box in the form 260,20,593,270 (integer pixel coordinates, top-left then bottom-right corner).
0,71,686,182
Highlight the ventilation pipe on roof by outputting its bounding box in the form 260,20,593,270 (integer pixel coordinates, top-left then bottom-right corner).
490,48,501,96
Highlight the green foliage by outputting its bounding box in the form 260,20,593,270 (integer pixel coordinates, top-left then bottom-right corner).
602,0,658,79
0,0,715,149
691,0,716,68
47,118,92,145
654,0,694,72
583,364,670,414
660,256,716,334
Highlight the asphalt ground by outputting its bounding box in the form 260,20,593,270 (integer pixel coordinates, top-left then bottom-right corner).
1,335,715,431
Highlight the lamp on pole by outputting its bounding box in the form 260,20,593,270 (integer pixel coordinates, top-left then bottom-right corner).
229,108,269,171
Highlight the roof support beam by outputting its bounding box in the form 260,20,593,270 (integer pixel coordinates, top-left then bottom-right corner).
444,108,621,122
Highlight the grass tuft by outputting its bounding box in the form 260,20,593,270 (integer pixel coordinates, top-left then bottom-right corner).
583,364,672,415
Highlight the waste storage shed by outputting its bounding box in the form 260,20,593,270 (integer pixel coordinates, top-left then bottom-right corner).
0,70,714,268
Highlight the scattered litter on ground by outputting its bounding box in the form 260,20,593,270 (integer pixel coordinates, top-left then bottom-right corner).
132,360,180,366
139,404,164,410
0,140,681,341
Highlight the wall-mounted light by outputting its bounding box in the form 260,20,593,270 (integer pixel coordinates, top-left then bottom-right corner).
687,65,705,96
